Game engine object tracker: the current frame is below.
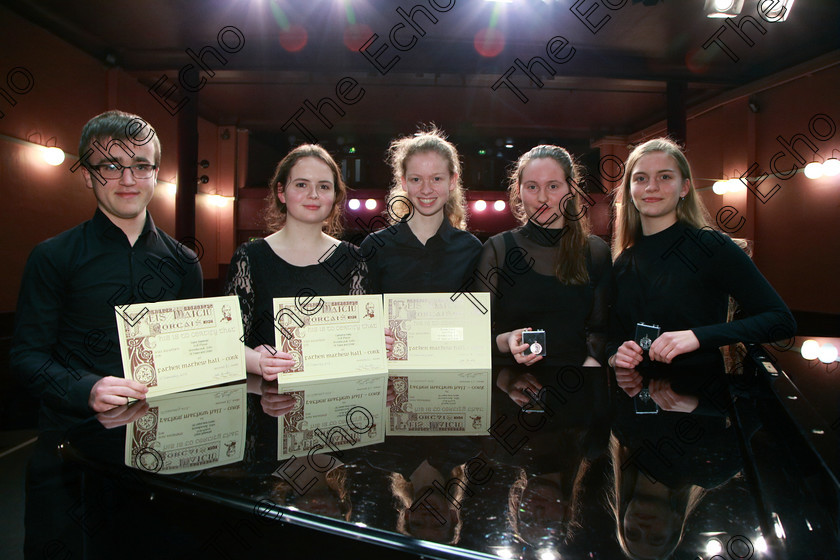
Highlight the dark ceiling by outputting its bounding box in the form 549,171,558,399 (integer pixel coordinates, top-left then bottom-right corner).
4,0,839,145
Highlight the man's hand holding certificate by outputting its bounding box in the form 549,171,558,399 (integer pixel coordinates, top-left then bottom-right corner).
116,296,245,398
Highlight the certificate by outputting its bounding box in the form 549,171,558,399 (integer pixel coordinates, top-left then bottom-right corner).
384,293,492,370
276,372,387,460
124,383,247,474
388,370,491,436
273,295,386,380
116,295,245,398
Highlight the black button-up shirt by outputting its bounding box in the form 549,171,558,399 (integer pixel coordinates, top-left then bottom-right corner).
359,219,482,294
11,209,203,421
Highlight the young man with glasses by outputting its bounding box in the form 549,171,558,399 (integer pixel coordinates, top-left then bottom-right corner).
10,110,203,557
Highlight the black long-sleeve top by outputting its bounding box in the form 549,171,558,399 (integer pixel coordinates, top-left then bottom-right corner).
608,221,796,372
475,221,612,364
358,220,482,294
224,239,366,349
10,209,203,421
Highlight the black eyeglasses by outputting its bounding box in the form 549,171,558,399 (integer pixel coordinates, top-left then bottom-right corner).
89,162,158,179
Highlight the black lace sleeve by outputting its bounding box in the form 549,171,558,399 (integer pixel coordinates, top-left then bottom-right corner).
343,241,369,296
224,243,255,343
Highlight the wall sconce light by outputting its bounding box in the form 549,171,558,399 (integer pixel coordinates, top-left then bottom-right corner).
704,0,745,18
819,149,840,177
800,339,820,360
348,199,361,210
199,193,233,207
0,132,66,166
712,175,746,195
494,200,506,211
365,198,377,210
800,339,839,364
206,194,229,207
41,146,65,166
804,160,824,179
819,343,838,364
27,133,66,166
474,200,487,212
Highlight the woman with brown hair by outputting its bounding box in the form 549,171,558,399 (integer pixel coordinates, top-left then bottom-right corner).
225,144,366,380
477,144,611,367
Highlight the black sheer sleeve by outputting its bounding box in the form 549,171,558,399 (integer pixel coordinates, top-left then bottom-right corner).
358,234,382,294
585,235,612,364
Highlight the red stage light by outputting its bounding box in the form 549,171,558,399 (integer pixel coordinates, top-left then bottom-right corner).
474,28,505,58
344,23,373,52
279,24,308,52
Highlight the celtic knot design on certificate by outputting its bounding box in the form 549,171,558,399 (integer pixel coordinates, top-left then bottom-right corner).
131,406,163,472
278,306,305,372
284,391,306,432
282,390,309,455
391,376,409,412
388,299,408,361
127,336,158,387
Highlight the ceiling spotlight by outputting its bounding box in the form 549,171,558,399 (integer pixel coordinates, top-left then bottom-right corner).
704,0,744,18
705,539,723,556
759,0,796,22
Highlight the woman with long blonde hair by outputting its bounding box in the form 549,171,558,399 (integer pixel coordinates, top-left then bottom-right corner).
360,126,481,294
607,137,795,408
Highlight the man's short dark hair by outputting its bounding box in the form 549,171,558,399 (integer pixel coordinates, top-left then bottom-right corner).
78,110,161,168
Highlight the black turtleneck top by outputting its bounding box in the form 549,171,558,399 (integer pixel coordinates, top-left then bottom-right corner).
607,221,796,373
475,220,611,364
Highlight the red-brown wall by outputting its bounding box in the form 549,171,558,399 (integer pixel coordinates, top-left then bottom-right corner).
631,65,840,315
0,6,239,311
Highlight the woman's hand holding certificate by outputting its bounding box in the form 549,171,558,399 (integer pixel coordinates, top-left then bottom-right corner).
250,344,296,381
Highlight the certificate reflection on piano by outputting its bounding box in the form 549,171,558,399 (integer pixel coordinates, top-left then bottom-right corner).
276,372,387,460
272,295,387,380
124,384,247,475
116,295,246,399
384,293,492,370
388,370,491,436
